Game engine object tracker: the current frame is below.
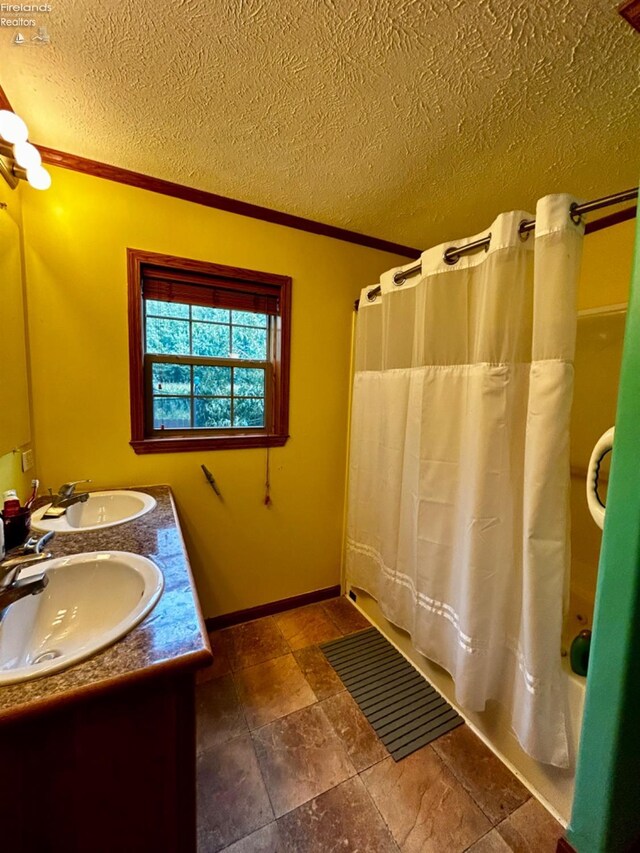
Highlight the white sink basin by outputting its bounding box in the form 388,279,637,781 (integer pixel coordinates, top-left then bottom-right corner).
0,551,164,684
31,490,156,533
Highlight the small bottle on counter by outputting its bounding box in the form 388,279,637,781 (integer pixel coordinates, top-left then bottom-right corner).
2,490,21,518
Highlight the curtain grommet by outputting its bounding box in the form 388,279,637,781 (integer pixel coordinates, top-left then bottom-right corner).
366,290,378,302
443,249,459,266
518,220,531,241
392,271,406,286
569,202,583,226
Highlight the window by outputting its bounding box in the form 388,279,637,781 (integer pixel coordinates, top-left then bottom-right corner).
128,249,291,453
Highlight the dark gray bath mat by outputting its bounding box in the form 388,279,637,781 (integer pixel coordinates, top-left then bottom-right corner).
320,627,463,761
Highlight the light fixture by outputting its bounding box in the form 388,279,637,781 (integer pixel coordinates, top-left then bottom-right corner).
0,110,28,144
0,109,50,191
13,141,42,170
25,164,51,190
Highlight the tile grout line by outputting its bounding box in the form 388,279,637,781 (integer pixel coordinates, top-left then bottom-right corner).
424,743,499,847
225,669,279,835
320,600,348,634
428,740,502,827
430,738,532,827
255,702,361,823
221,615,290,668
243,691,318,736
249,730,278,833
355,762,403,853
229,649,290,675
228,668,252,734
230,646,326,735
461,825,502,852
316,692,392,769
269,612,291,653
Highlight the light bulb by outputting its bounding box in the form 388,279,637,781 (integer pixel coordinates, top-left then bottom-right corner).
26,165,51,190
13,141,41,170
0,110,28,144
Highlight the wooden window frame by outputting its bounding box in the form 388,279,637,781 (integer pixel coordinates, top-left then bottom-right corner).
128,249,291,454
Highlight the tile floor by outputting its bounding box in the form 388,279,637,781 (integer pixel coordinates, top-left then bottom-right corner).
196,597,563,852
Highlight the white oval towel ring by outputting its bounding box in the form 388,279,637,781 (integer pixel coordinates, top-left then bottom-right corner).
586,427,615,530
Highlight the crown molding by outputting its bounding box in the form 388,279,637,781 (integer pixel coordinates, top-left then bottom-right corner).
0,82,12,111
0,79,420,257
35,144,422,258
619,0,640,33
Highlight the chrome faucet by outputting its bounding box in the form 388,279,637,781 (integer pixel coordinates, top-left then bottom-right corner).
0,529,53,618
51,479,92,509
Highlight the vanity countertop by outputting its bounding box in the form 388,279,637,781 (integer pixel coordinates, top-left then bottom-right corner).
0,485,212,723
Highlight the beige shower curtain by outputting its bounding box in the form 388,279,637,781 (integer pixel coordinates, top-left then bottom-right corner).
346,194,584,767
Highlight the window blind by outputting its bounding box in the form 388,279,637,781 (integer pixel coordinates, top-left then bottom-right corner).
142,268,281,315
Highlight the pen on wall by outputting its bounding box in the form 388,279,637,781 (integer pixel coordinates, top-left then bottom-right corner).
201,464,222,498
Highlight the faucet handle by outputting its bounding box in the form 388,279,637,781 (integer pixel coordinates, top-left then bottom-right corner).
23,531,55,554
58,479,92,495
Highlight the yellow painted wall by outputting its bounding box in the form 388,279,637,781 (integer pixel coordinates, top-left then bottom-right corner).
0,449,33,504
20,165,404,617
0,178,35,502
577,218,636,311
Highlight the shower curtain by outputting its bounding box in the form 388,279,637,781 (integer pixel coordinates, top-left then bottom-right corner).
346,194,584,768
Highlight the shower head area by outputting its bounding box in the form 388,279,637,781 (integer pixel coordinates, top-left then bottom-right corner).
565,305,627,655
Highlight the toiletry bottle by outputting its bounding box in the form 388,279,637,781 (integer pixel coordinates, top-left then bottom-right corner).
570,629,592,677
2,490,21,518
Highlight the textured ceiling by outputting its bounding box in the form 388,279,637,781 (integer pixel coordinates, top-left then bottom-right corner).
0,0,638,248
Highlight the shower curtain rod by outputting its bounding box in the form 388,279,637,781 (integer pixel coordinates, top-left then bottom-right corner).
365,186,639,301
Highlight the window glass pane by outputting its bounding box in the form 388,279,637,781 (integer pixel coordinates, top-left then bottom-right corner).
234,368,265,397
231,310,267,328
153,397,191,430
146,316,190,355
194,365,231,396
233,397,265,428
152,363,191,395
231,326,267,360
194,397,231,428
192,322,230,358
146,299,190,319
192,306,230,323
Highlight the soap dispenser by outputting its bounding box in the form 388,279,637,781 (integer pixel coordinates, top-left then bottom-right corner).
570,629,592,677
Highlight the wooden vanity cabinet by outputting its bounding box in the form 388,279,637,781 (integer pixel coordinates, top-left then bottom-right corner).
0,669,198,853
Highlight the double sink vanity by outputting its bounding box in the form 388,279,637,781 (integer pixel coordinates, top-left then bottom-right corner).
0,485,212,853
